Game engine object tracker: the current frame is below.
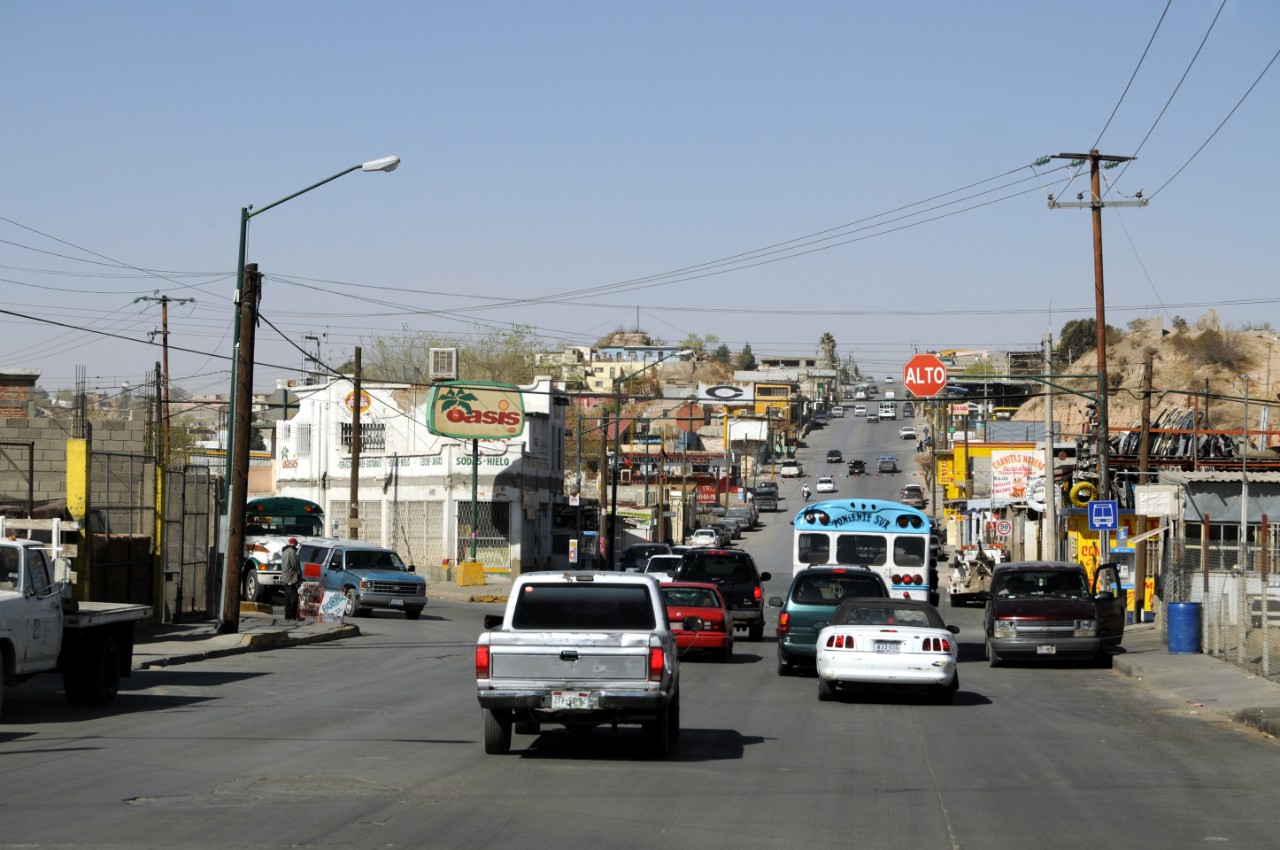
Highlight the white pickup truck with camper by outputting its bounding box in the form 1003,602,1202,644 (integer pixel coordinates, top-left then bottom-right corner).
0,536,150,719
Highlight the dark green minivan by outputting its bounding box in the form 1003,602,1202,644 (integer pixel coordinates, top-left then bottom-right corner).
769,567,889,675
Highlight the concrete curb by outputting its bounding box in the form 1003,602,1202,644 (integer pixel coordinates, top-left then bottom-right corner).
1234,707,1280,739
135,624,361,670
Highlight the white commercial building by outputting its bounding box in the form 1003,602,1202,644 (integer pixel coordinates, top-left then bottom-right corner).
272,376,567,578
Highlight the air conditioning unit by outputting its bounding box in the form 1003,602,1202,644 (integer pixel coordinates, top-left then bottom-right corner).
428,348,458,381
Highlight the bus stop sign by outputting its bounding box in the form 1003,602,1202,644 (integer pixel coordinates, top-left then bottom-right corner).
1088,499,1119,531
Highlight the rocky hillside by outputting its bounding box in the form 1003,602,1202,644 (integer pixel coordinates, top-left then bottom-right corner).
1015,312,1278,449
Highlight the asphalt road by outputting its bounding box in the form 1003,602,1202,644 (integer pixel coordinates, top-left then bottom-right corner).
3,411,1279,849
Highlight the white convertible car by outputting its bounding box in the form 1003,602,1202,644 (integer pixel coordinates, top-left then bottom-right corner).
815,598,960,704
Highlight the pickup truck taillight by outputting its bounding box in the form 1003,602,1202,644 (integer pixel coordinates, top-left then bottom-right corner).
648,647,664,682
475,645,491,679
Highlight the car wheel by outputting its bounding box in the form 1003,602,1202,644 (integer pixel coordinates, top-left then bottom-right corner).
242,567,264,603
817,677,836,702
404,607,423,621
343,588,360,617
642,701,672,759
777,652,793,676
1096,650,1113,669
748,621,764,642
718,641,733,663
79,636,121,706
986,640,1001,668
483,708,512,755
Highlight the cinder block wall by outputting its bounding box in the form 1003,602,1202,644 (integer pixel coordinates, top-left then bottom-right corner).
0,418,148,506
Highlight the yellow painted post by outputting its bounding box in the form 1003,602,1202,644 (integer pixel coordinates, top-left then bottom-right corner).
66,438,90,601
155,469,166,620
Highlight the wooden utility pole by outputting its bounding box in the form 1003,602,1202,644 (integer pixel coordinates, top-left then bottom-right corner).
1050,150,1146,500
1135,352,1154,621
1042,334,1057,560
135,292,194,468
349,346,362,539
218,263,261,634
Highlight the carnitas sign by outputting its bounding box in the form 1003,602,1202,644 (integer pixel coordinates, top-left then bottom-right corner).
426,382,526,440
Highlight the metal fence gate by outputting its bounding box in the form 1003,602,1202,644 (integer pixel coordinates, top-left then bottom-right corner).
386,499,446,572
90,450,156,606
1165,519,1280,685
163,465,217,622
457,500,512,572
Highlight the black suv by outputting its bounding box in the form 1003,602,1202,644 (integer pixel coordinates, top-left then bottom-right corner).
673,549,772,641
826,449,843,463
847,459,866,475
768,567,889,675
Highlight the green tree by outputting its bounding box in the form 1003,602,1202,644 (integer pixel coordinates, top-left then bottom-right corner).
1054,319,1121,371
711,343,733,365
736,343,757,371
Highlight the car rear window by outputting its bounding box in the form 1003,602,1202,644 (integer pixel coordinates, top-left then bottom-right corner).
512,584,657,630
662,586,722,608
790,573,886,605
676,552,757,583
839,604,939,628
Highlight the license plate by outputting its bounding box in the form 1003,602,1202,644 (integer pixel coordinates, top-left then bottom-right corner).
874,641,901,653
551,691,593,710
390,598,404,607
1036,644,1057,655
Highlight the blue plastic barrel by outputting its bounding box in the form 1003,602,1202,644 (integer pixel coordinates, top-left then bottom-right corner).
1167,602,1202,654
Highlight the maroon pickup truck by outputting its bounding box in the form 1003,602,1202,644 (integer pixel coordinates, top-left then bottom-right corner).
981,561,1124,667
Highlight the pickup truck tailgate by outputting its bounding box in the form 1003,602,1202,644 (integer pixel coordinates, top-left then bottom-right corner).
488,633,651,682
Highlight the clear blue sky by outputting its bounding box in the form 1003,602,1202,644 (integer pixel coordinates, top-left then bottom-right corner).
3,1,1276,397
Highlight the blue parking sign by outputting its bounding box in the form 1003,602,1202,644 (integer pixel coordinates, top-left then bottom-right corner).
1088,499,1119,531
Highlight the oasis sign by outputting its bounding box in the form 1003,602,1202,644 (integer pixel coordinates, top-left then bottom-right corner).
426,381,526,440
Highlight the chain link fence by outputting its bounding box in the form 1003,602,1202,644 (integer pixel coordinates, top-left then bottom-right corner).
1163,520,1280,684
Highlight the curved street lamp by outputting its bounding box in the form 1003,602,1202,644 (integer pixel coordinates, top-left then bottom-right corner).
219,156,400,634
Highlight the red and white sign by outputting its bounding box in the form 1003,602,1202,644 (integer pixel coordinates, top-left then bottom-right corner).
996,519,1013,537
903,354,947,398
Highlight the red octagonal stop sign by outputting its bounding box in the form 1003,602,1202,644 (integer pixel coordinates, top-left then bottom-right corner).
903,353,947,398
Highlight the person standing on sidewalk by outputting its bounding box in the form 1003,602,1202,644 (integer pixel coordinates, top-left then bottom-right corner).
281,538,302,621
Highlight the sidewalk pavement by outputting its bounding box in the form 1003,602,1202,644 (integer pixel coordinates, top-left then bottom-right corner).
1111,621,1280,739
132,579,1280,742
132,578,514,670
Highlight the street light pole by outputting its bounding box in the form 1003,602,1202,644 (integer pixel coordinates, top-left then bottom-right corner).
218,156,399,635
606,349,692,569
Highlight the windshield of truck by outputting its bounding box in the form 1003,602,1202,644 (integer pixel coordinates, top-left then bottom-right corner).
994,570,1087,599
341,549,408,571
512,584,657,631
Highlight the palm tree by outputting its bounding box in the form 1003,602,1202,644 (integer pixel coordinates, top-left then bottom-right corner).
818,332,838,369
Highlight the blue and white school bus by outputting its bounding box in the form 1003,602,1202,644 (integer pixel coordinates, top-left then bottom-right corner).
792,499,935,602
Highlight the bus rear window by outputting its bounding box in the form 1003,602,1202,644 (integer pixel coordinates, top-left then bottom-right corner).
798,533,831,566
835,535,887,567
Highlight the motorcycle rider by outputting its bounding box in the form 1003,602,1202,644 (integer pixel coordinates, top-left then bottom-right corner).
801,482,811,502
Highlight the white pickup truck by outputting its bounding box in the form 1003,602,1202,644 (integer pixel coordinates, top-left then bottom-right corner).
0,537,151,719
475,571,699,758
